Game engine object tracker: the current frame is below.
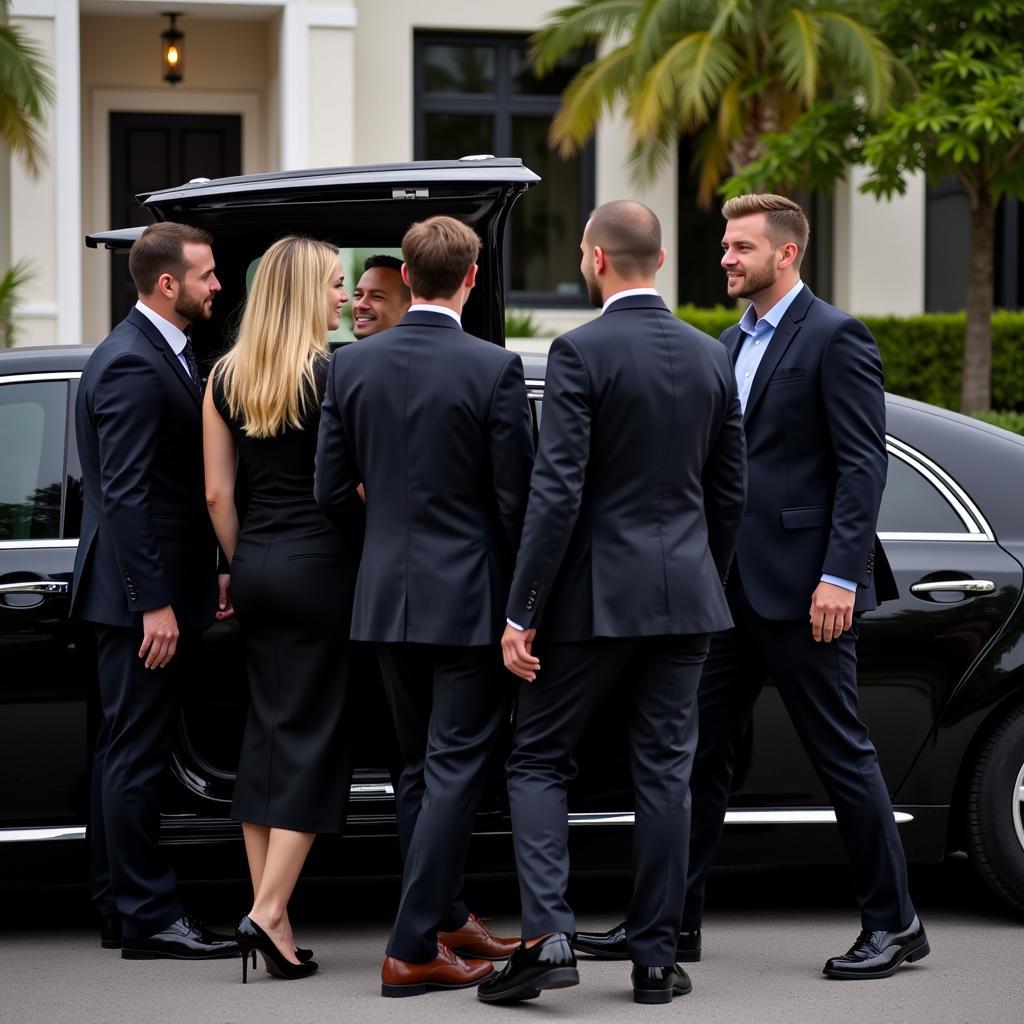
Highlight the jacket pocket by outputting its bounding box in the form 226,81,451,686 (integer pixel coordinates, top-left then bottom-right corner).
780,505,831,529
769,366,806,383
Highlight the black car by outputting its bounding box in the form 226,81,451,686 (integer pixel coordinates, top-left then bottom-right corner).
1,161,1023,916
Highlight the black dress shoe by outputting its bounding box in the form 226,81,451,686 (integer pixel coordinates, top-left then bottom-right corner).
632,964,692,1005
477,933,579,1004
121,915,241,961
100,917,122,950
572,923,702,963
823,916,930,979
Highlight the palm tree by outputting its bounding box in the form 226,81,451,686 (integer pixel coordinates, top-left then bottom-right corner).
533,0,895,205
0,0,54,176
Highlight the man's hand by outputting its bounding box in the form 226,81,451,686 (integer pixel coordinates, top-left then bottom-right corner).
809,582,855,643
139,605,179,669
502,624,540,681
215,573,235,621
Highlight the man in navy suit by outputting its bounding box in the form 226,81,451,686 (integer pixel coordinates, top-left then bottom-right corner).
315,215,533,996
72,222,238,961
481,201,746,1006
575,194,929,980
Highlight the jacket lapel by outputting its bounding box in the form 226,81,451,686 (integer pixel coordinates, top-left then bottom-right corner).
127,307,201,409
741,286,815,426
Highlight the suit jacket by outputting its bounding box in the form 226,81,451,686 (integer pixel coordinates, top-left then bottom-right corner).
71,306,218,632
505,294,747,641
721,285,898,620
314,310,535,646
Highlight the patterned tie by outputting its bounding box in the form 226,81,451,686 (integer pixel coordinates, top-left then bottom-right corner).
182,335,202,396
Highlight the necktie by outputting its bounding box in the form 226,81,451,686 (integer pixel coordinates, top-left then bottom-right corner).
182,336,202,396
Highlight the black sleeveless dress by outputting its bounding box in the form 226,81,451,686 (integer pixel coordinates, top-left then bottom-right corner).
214,358,360,833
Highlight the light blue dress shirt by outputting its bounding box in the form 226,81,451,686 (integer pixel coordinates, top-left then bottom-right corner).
733,281,856,595
134,300,193,379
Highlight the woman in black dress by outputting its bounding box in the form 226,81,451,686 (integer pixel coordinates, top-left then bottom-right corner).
203,236,356,981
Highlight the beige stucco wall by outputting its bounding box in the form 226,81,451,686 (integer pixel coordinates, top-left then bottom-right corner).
833,168,926,316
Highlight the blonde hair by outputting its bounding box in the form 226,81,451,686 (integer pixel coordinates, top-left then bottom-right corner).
721,193,810,267
214,235,339,438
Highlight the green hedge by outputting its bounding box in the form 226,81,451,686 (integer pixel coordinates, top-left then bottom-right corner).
676,305,1024,413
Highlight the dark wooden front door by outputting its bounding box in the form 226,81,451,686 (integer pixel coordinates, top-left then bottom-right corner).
108,112,242,327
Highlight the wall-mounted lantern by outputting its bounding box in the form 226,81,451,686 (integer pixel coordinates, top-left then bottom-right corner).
161,12,184,85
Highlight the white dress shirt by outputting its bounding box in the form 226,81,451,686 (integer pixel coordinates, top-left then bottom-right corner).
134,300,193,379
409,303,462,325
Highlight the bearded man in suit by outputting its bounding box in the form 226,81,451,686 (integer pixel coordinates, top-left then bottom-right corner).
73,222,238,961
481,200,746,1006
574,193,928,981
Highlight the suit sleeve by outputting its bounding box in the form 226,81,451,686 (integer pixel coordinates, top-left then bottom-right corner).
820,317,888,587
506,335,591,629
488,353,535,554
92,353,173,611
702,361,746,581
314,349,360,530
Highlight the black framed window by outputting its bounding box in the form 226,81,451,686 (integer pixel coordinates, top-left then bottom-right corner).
414,32,595,306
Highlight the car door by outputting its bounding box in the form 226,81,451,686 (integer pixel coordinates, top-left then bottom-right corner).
734,435,1024,807
0,371,92,837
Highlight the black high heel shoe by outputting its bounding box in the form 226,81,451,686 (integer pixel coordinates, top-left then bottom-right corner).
236,916,318,983
295,946,313,963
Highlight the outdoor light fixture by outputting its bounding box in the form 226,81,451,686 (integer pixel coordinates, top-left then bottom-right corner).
161,12,184,85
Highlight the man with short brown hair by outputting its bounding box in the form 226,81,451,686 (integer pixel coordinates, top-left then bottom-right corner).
73,221,238,961
576,193,926,981
316,215,534,996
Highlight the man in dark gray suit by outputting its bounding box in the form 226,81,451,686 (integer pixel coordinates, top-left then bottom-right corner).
479,201,746,1006
315,215,534,997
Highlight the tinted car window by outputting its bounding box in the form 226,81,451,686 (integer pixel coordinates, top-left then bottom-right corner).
0,380,67,541
877,452,968,534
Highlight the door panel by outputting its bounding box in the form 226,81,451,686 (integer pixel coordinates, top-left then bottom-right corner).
108,112,242,327
0,378,90,827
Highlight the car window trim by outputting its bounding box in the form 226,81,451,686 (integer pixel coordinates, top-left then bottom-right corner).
0,371,82,549
882,437,993,542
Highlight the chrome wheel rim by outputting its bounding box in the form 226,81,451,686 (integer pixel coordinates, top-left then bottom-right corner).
1014,758,1024,855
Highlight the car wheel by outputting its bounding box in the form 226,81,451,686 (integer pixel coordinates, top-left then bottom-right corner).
967,703,1024,914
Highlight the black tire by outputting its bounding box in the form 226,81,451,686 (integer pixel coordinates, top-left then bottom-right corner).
967,703,1024,914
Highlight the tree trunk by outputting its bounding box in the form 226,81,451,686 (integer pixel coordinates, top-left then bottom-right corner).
961,192,996,414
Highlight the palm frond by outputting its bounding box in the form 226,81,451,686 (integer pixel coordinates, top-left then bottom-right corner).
773,7,822,106
548,44,638,156
630,32,700,137
691,124,732,208
531,0,641,74
817,11,894,114
634,0,714,67
0,259,35,349
0,18,54,175
675,31,740,128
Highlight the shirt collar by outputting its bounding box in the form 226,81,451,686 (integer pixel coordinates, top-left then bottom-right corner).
409,302,461,325
738,280,804,336
135,300,188,355
602,287,662,314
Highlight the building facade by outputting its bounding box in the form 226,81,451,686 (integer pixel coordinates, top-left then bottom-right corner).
3,0,991,349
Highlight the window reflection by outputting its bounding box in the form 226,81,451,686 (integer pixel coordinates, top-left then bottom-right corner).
0,382,67,541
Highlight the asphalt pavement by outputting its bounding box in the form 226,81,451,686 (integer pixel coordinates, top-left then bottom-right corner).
1,856,1021,1024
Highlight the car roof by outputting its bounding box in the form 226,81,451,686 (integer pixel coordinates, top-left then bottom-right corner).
0,345,95,376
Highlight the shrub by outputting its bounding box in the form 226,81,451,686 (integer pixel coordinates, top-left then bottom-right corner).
675,305,1024,413
972,410,1024,435
505,310,542,338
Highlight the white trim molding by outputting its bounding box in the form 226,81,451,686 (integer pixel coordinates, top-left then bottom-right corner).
56,1,82,345
8,0,56,17
306,6,357,29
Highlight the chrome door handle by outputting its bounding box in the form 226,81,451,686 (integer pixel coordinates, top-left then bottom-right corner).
0,580,69,596
910,579,995,595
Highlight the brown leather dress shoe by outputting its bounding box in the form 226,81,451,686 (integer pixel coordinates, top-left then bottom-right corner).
438,914,519,961
381,942,494,997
